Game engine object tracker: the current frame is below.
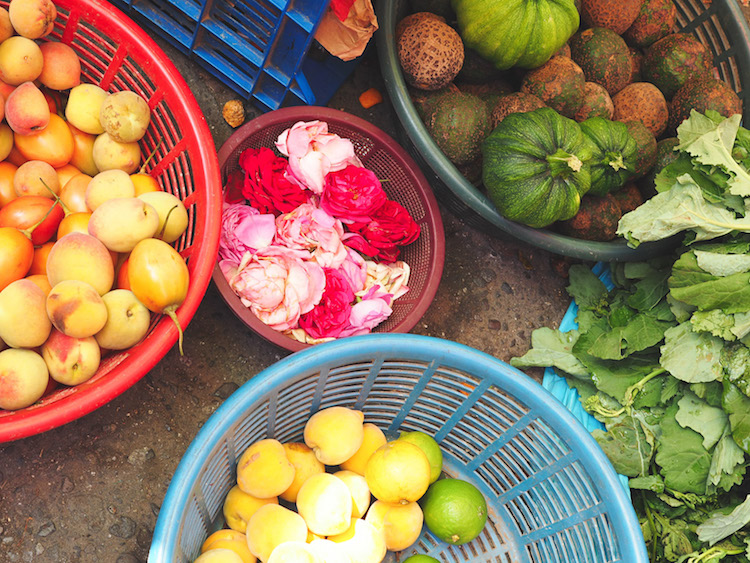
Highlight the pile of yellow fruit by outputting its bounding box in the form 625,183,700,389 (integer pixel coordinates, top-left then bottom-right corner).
193,406,488,563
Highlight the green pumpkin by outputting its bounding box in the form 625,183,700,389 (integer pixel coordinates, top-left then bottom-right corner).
451,0,580,70
579,117,638,196
481,107,593,228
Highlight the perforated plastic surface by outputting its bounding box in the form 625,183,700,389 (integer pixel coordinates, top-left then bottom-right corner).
108,0,360,111
376,0,750,262
212,106,446,352
148,334,648,562
0,0,222,443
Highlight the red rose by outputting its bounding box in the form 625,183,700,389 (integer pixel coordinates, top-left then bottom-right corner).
299,268,355,339
239,147,309,215
320,165,387,224
223,168,245,204
348,200,420,262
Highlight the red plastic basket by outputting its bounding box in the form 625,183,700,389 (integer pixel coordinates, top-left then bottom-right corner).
212,106,445,352
0,0,222,443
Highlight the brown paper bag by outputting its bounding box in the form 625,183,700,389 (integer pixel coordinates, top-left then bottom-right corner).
314,0,379,62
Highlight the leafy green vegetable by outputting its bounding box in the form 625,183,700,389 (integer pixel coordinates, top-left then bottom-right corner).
617,111,750,247
511,231,750,561
676,111,750,197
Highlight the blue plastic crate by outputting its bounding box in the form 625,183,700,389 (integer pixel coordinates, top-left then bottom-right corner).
149,334,647,562
109,0,360,112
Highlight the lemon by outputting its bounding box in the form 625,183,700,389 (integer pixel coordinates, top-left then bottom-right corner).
421,478,487,546
280,442,325,503
333,470,371,518
266,541,322,562
397,430,443,484
308,538,353,563
236,438,295,499
296,472,353,536
201,529,256,562
340,422,387,475
222,484,278,533
245,504,308,562
365,440,430,504
364,499,424,551
402,556,440,563
304,406,365,465
194,548,245,563
327,518,387,563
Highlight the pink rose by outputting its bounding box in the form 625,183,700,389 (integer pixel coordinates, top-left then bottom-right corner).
275,120,361,194
274,203,348,269
339,286,393,337
338,247,367,294
349,200,421,263
320,165,387,224
219,203,276,264
299,268,355,339
238,147,309,215
226,246,325,331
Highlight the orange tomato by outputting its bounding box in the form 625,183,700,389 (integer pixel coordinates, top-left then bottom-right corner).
25,273,52,296
59,173,92,213
131,172,161,195
67,123,98,177
0,226,34,291
55,163,81,191
6,144,28,167
116,256,131,290
29,240,55,275
14,113,74,168
0,160,18,208
56,211,92,239
0,195,65,245
128,238,189,354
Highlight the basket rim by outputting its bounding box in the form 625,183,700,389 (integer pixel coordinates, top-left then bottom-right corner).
373,0,750,262
0,0,222,443
211,106,446,353
148,333,648,563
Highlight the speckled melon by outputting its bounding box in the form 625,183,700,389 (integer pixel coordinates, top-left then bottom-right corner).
574,82,614,121
398,18,464,91
426,91,492,165
667,75,743,132
519,55,586,118
580,0,644,35
558,192,623,240
612,82,669,137
569,27,633,95
624,119,657,179
642,33,713,99
623,0,677,48
612,182,645,214
491,92,547,128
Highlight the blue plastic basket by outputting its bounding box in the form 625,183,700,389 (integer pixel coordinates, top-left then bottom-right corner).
541,264,631,493
149,334,647,562
108,0,359,112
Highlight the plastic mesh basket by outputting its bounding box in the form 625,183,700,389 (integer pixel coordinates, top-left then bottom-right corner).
148,334,648,562
212,106,445,352
376,0,750,262
0,0,222,443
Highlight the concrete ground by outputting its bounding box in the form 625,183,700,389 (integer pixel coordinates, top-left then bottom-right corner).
7,3,748,560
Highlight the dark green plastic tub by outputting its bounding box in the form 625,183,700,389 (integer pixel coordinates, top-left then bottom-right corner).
376,0,750,262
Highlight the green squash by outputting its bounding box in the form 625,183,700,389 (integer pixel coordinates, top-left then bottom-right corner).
481,107,593,228
579,117,638,196
451,0,580,70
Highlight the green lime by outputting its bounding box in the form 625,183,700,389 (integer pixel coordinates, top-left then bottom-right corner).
421,478,488,545
402,556,440,563
397,430,443,483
